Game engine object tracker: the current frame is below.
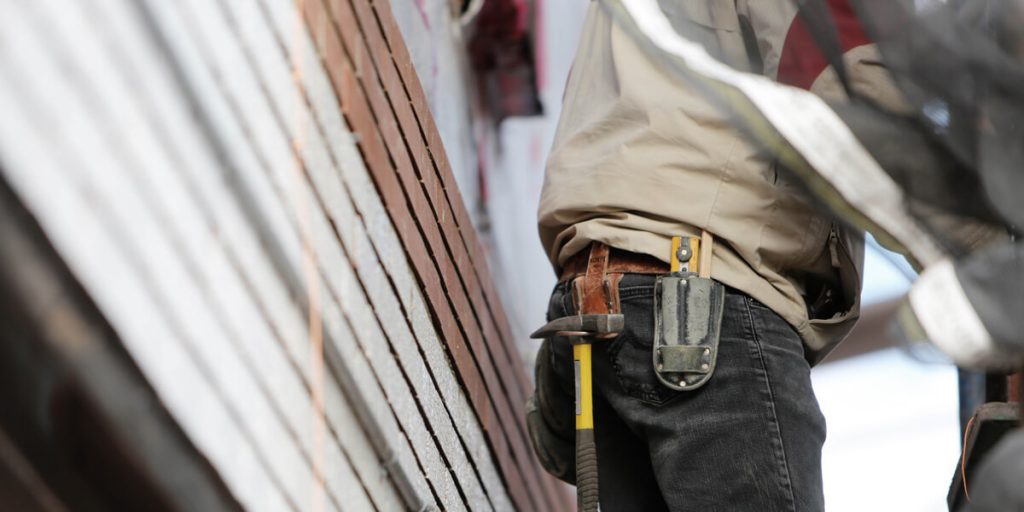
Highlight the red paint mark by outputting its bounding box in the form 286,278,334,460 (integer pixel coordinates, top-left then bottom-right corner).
777,0,871,89
477,127,490,205
529,131,543,166
513,0,529,34
535,0,546,89
414,0,431,30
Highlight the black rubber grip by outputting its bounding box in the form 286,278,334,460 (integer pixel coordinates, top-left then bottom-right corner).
576,428,599,512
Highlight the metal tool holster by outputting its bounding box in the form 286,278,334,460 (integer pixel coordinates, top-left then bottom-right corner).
653,235,725,391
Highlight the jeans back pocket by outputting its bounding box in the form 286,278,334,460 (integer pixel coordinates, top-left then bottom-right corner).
608,284,685,407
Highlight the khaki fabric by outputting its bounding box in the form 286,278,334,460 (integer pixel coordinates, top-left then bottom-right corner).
539,2,869,362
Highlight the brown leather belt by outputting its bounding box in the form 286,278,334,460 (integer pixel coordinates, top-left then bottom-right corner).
560,243,669,316
559,243,669,283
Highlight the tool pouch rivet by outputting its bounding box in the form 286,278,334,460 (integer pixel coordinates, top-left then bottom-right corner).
653,272,725,391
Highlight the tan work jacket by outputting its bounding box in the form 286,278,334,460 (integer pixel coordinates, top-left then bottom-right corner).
539,2,895,362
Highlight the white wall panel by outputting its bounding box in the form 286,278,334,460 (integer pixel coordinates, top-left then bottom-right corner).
0,0,514,510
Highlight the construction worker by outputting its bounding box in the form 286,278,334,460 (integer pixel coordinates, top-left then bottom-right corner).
525,1,909,509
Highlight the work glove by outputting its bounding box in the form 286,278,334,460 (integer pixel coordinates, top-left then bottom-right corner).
899,240,1024,370
525,339,577,484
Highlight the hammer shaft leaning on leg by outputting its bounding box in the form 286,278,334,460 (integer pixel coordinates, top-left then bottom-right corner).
531,313,623,511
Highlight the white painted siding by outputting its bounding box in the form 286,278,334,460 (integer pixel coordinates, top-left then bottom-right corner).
0,0,511,510
386,0,481,227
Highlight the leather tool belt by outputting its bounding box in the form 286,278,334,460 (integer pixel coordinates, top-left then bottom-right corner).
559,244,670,322
560,237,725,392
560,245,668,283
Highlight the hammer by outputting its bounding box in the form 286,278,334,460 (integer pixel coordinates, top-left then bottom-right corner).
531,313,624,512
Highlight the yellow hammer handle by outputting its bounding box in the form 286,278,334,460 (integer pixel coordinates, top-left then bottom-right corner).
573,342,598,511
574,343,594,429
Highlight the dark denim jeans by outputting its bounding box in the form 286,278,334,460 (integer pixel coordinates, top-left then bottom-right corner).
538,274,826,511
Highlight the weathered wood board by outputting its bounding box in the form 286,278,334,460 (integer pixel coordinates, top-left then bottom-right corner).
0,0,568,510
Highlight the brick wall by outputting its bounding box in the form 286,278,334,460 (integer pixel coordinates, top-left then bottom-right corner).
0,0,567,510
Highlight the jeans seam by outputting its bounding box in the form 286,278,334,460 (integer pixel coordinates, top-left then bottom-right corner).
617,285,654,300
561,281,575,315
743,298,799,512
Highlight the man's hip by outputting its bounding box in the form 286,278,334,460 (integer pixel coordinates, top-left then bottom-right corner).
529,255,826,510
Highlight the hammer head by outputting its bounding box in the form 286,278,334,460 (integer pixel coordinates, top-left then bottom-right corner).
529,314,625,340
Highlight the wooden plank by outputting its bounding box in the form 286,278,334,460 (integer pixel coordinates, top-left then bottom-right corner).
73,1,408,510
302,42,515,512
6,3,354,510
347,0,534,453
370,0,533,403
199,2,468,509
266,10,508,509
318,1,559,509
4,3,464,512
3,0,562,509
314,29,536,512
129,0,436,508
156,2,503,509
325,50,536,509
365,4,570,508
351,0,531,413
0,10,294,512
331,0,532,419
320,11,481,414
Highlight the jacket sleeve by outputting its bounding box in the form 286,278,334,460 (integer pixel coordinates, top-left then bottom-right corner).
736,0,1007,257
